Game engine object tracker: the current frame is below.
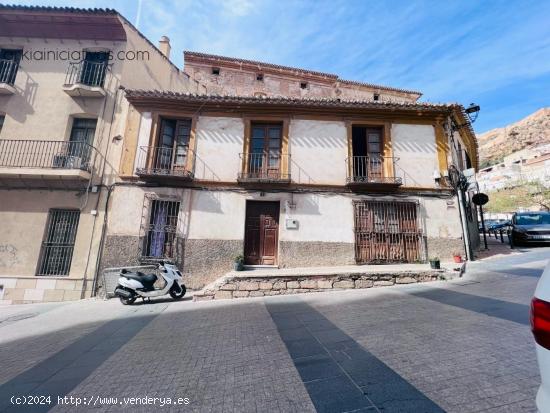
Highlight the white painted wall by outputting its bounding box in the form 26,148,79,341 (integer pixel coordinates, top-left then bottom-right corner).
289,119,348,185
420,197,462,238
392,124,438,188
194,117,244,181
183,190,462,242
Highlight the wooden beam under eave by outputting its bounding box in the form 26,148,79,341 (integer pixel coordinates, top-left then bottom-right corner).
282,119,290,179
383,121,394,179
434,122,449,173
185,116,198,174
345,121,353,179
242,119,251,175
119,104,141,176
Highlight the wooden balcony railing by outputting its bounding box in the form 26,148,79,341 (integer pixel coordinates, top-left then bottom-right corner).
0,139,96,172
135,146,194,180
238,152,291,183
346,156,402,186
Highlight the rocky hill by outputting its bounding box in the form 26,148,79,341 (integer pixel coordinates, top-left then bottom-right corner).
477,107,550,168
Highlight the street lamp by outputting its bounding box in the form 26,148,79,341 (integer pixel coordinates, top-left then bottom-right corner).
465,103,481,123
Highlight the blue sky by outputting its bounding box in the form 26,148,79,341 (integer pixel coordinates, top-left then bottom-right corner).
10,0,550,133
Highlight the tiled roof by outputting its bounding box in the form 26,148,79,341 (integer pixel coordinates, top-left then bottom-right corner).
184,51,338,79
337,78,421,96
125,89,452,111
0,5,118,14
184,51,422,96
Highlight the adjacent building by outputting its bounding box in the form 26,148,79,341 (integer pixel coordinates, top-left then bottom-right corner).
0,5,200,304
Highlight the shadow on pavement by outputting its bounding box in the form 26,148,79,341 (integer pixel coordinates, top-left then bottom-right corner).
265,299,444,413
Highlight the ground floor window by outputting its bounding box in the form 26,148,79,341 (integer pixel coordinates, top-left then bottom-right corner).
37,209,80,276
354,200,422,263
141,199,181,260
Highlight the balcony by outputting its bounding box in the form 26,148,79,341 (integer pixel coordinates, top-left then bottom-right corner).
0,140,98,188
135,146,194,183
238,152,291,184
0,59,18,95
346,156,402,190
62,61,110,97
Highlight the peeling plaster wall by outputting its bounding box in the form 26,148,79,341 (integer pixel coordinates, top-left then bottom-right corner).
184,62,418,102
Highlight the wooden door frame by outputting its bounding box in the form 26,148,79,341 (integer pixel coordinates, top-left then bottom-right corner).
242,117,289,176
346,120,393,179
147,112,197,173
243,200,281,266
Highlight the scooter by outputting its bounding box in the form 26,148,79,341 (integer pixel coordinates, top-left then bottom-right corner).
114,261,186,305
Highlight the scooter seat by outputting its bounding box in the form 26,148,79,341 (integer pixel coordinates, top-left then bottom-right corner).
121,271,157,285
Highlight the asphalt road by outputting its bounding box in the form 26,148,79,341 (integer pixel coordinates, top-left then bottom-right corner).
0,246,548,412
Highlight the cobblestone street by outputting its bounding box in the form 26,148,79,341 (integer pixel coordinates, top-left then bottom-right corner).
0,246,548,412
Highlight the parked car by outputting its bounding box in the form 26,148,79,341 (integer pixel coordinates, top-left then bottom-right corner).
531,260,550,412
479,219,499,232
509,211,550,246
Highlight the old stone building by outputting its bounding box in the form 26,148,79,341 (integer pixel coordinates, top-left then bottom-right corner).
98,52,478,291
0,5,200,304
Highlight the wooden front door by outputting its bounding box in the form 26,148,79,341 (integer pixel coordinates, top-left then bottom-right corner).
244,201,280,265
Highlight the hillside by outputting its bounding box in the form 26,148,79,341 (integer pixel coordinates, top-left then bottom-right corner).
477,107,550,168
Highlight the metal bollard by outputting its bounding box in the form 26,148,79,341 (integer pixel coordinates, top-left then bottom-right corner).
500,230,504,243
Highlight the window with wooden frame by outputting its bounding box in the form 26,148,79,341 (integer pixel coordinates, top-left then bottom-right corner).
246,123,283,179
347,122,399,186
351,125,384,180
151,118,192,174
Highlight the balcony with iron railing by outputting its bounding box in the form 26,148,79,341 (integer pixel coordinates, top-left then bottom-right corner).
135,146,194,182
62,61,110,97
0,59,19,95
345,155,402,190
0,140,98,187
238,152,291,184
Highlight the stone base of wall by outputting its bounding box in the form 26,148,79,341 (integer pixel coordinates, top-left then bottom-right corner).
279,241,355,268
0,277,92,305
193,270,445,301
100,235,142,270
183,239,243,290
426,237,464,260
97,235,463,296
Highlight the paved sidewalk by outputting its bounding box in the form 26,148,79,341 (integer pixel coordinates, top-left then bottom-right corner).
0,246,548,412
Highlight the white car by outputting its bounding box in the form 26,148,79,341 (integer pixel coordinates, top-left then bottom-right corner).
532,260,550,412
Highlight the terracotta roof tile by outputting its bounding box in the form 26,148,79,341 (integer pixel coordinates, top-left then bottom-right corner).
125,89,450,110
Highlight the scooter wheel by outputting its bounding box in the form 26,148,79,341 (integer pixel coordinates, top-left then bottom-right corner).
169,284,186,300
119,295,136,305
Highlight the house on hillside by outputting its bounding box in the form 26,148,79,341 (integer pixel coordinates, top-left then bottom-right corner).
99,53,479,291
0,5,202,304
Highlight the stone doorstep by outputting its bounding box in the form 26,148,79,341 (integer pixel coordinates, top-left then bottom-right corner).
193,267,454,302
